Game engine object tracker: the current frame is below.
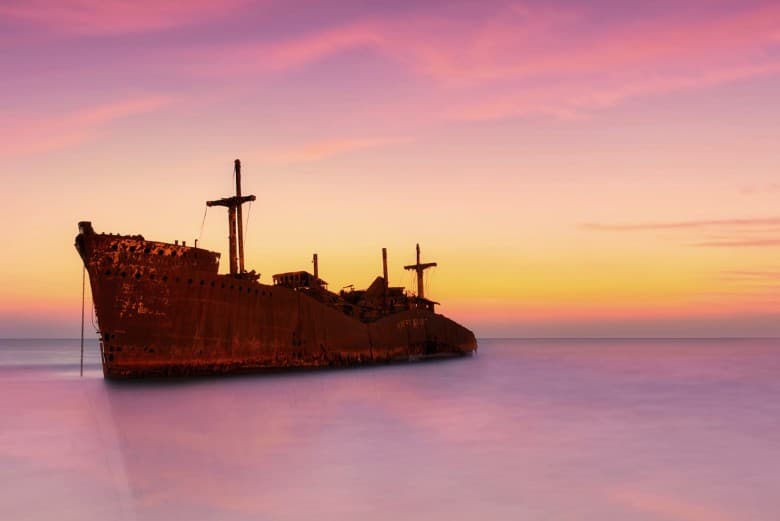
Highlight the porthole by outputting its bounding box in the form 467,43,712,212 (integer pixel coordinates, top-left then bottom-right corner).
105,270,111,276
144,247,151,254
121,271,126,277
158,250,164,256
129,246,136,253
187,278,193,284
163,275,168,282
135,273,141,279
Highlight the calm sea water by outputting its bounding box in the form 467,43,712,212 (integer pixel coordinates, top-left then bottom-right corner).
1,338,779,521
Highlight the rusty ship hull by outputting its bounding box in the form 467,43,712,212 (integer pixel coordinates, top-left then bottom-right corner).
75,223,477,379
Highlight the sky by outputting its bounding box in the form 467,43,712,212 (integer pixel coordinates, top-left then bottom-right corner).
1,0,779,338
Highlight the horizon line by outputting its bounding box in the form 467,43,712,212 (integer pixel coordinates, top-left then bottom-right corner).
2,337,779,341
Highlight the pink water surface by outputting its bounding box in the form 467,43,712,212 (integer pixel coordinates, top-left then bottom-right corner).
1,339,779,520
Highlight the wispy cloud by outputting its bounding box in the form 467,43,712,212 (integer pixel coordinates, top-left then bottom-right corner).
442,3,780,119
740,182,780,195
450,62,780,121
583,218,780,231
182,2,780,120
721,270,780,280
694,238,780,247
712,271,780,301
0,0,250,35
200,22,384,74
0,95,171,158
610,488,733,521
4,2,780,124
257,136,403,164
584,217,780,248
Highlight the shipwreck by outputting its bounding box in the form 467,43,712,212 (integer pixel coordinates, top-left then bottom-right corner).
75,159,477,378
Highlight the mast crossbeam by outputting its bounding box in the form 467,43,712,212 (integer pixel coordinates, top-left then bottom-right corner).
403,243,437,299
205,159,256,276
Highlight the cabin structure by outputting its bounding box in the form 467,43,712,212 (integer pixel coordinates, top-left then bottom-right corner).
272,271,326,289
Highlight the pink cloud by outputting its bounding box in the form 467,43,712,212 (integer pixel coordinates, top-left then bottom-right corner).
450,61,780,120
740,182,780,195
610,488,734,521
584,216,780,249
261,24,384,72
257,136,403,164
184,20,385,76
583,217,780,231
694,238,780,247
0,0,250,35
721,270,780,280
0,96,171,158
182,2,780,120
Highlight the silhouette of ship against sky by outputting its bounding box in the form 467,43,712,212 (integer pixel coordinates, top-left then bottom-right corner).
75,159,477,378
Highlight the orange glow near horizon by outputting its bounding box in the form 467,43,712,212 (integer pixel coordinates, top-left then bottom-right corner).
1,1,780,337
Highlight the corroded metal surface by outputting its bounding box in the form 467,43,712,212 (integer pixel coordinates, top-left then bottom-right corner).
75,222,477,379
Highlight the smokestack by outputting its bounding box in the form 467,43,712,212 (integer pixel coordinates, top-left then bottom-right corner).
382,248,388,288
382,247,388,309
313,253,319,281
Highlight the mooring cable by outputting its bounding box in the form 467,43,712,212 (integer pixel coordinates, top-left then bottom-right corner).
80,264,85,377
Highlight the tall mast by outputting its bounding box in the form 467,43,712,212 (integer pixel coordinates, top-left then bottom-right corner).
403,243,437,299
234,159,247,273
206,159,256,276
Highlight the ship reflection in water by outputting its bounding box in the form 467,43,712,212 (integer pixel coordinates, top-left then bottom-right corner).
2,338,779,520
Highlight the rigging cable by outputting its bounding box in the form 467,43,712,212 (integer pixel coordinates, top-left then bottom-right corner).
244,200,253,239
198,206,209,242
